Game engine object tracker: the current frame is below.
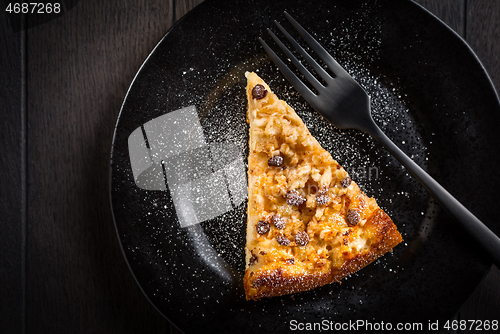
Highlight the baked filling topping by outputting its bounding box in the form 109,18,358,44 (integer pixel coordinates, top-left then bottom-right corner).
243,72,403,300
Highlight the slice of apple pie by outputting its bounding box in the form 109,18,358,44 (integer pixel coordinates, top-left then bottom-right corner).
244,71,402,300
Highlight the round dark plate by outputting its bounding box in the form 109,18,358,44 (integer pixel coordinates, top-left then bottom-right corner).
110,0,500,332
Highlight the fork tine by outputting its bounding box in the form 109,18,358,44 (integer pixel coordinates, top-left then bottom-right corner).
274,20,332,85
259,37,317,101
284,11,348,78
266,28,324,93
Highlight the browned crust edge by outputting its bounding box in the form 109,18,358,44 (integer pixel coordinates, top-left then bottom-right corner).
244,209,402,300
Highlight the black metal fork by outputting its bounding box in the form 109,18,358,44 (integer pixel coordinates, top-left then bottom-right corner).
260,12,500,268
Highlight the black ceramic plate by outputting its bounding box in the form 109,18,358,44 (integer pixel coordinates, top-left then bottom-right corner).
110,0,500,332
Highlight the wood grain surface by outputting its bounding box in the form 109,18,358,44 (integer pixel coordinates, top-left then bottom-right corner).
25,1,176,332
0,1,498,333
0,10,24,334
458,0,500,328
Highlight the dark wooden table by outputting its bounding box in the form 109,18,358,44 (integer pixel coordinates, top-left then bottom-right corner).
1,1,499,333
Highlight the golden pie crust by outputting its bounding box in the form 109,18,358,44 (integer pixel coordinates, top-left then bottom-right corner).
243,72,402,300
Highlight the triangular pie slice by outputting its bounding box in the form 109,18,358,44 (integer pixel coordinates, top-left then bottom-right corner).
244,72,402,300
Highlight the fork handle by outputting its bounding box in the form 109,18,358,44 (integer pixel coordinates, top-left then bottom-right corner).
367,122,500,269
